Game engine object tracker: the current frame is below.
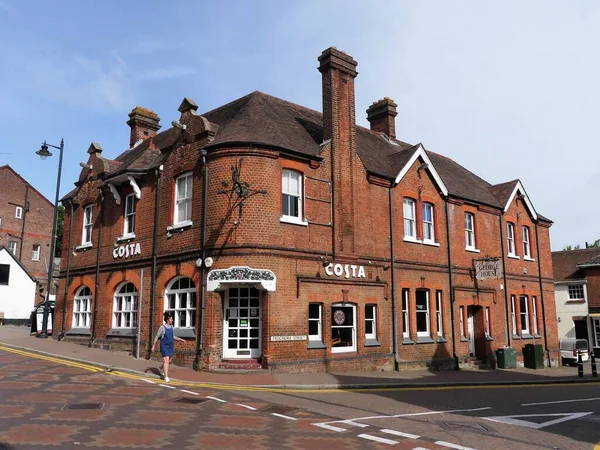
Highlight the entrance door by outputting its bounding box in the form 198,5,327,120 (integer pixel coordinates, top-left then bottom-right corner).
223,287,261,359
467,307,475,356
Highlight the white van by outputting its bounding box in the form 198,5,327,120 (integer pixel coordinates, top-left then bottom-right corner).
559,338,589,366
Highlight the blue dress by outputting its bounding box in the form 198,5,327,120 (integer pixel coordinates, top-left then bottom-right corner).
160,325,174,357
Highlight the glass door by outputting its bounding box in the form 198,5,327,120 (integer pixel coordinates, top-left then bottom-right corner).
223,287,261,359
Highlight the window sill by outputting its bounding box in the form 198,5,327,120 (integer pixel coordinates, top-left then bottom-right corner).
512,334,521,340
521,333,534,339
76,243,93,251
31,258,40,262
423,240,440,247
436,336,447,343
533,334,542,339
465,247,480,253
280,216,308,226
364,338,380,347
402,336,413,345
106,328,136,338
508,254,520,260
403,236,421,244
174,328,196,339
168,221,193,232
485,336,494,341
307,340,327,349
523,257,535,262
460,337,469,342
117,233,136,243
331,347,357,354
417,335,435,344
66,327,91,336
566,300,586,304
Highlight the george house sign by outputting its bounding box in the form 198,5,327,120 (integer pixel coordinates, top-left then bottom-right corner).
325,263,366,279
474,258,502,280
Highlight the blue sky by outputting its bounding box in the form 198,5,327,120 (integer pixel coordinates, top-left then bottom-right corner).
1,1,598,251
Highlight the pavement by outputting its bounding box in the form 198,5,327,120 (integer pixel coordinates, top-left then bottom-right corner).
1,325,598,390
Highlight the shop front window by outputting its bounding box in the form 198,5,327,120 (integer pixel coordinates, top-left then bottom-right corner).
331,304,356,353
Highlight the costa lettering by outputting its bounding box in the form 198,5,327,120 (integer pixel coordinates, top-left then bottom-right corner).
113,243,141,259
325,263,366,279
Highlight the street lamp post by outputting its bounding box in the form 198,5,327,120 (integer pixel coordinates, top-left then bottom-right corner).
36,139,64,339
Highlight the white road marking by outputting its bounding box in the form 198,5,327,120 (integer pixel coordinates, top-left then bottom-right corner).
412,448,431,450
206,396,227,403
236,403,257,410
484,412,594,430
522,397,600,406
140,378,156,384
435,441,477,450
381,429,420,439
272,413,297,420
159,384,176,389
357,434,398,445
313,423,348,432
180,390,199,396
343,421,369,428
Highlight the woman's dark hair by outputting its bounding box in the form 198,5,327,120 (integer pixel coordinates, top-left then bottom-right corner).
163,312,171,322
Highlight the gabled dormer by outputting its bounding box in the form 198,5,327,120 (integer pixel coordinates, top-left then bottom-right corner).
491,179,538,222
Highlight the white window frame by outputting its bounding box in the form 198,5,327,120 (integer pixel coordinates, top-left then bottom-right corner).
594,318,600,348
403,198,417,240
15,206,23,219
174,172,193,227
520,295,530,335
82,205,93,245
422,203,435,243
506,222,517,256
73,286,92,328
331,303,357,353
415,290,430,337
568,284,585,300
123,194,137,237
459,306,465,338
165,277,196,329
365,304,377,340
510,295,517,335
8,241,17,255
112,282,138,329
532,296,538,335
436,290,443,337
31,244,40,261
281,169,306,225
485,307,491,338
464,212,477,250
308,303,322,342
522,226,532,259
402,289,410,338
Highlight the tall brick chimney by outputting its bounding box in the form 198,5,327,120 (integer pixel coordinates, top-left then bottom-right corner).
127,107,161,148
366,97,397,139
318,47,358,257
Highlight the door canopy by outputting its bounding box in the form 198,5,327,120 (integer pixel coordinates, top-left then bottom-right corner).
206,266,276,292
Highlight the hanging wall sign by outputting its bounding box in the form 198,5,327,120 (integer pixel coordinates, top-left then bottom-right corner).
113,243,141,259
325,263,366,279
474,258,502,280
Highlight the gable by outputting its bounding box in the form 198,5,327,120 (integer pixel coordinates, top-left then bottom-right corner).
0,247,37,283
393,144,448,196
503,181,537,221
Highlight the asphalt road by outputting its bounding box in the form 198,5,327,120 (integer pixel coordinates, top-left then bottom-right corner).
1,346,599,450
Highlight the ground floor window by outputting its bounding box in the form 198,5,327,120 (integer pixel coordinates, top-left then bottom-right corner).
402,289,409,338
594,318,600,347
485,306,491,338
113,282,137,328
308,303,323,342
520,295,530,335
459,306,465,338
532,296,538,335
365,304,377,340
436,291,443,338
510,295,517,335
331,303,356,353
73,286,92,328
165,277,196,328
416,290,430,337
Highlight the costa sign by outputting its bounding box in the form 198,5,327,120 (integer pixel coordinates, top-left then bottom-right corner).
113,243,141,259
325,263,366,279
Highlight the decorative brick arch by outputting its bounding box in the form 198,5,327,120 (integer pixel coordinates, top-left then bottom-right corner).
68,275,96,299
105,269,142,297
155,262,200,298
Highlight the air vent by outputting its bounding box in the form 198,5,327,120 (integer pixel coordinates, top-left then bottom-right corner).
174,397,208,405
260,405,298,414
62,403,105,410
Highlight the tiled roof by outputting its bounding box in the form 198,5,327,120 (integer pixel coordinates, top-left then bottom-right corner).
490,180,519,206
552,248,600,281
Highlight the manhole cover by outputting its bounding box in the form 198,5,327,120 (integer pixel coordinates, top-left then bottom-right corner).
260,405,298,414
174,397,208,405
62,403,105,411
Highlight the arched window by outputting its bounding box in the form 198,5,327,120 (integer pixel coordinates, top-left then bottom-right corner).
73,286,92,328
113,282,138,328
165,277,196,328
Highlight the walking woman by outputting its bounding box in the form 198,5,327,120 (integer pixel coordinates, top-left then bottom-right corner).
151,312,184,382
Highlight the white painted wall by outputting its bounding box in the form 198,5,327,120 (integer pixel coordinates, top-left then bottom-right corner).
554,283,588,339
0,249,36,319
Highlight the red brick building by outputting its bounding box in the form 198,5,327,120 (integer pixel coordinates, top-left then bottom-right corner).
0,165,54,285
55,48,559,372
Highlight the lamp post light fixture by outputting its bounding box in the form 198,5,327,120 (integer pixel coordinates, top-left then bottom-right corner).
36,139,64,338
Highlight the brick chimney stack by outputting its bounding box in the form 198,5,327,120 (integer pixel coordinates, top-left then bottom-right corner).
366,97,398,139
127,107,161,148
318,47,359,257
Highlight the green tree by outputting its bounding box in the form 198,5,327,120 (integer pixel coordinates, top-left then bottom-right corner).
55,205,65,257
563,239,600,251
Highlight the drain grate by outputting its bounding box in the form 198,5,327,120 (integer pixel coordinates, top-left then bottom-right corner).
174,397,208,405
259,405,298,414
62,403,105,411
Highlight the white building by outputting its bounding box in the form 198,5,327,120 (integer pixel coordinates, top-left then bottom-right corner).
0,245,37,325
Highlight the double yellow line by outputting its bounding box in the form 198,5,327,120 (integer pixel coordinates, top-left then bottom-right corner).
0,345,101,373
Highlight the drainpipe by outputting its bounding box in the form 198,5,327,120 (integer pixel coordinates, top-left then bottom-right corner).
18,184,29,262
89,191,105,347
147,166,163,359
388,186,399,371
444,199,459,370
194,150,208,371
498,213,512,347
534,222,551,367
58,200,75,340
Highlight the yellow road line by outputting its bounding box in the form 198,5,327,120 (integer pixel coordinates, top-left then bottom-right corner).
0,345,101,372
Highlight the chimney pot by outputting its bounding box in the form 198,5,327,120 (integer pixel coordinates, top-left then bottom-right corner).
366,97,398,139
127,106,161,148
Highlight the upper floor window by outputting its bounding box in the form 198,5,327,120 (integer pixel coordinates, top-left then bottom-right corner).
422,203,435,243
403,198,416,239
15,206,23,219
31,244,40,261
123,194,137,236
174,173,193,226
113,282,137,329
568,284,584,300
281,169,304,223
464,212,476,250
522,226,531,259
82,205,93,244
506,222,516,256
8,241,17,255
